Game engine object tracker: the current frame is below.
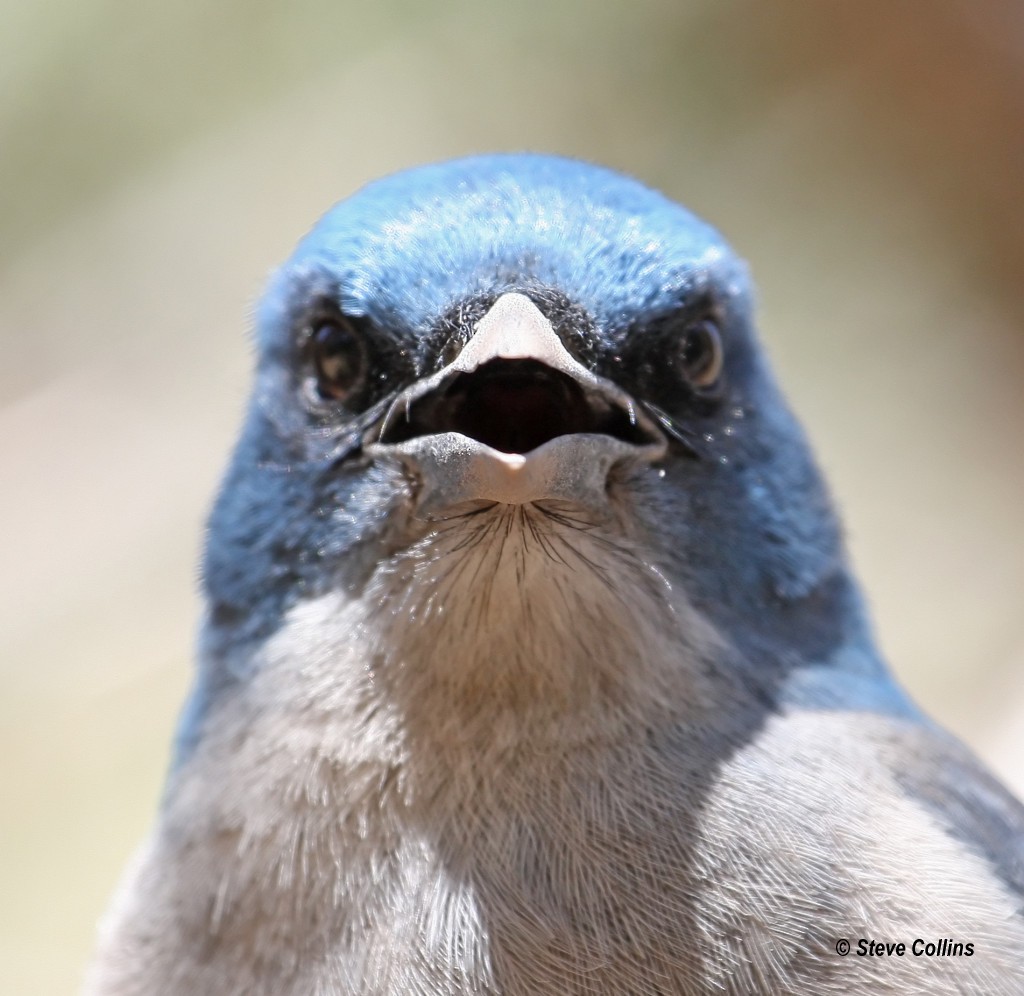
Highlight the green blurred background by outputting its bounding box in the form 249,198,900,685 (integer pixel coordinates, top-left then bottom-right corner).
3,1,1023,991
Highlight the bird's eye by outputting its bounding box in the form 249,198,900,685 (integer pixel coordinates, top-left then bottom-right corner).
675,319,723,389
309,317,367,402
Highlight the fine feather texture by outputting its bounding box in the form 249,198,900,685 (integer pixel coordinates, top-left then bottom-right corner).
86,155,1024,994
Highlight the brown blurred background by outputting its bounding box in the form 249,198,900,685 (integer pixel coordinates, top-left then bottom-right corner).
2,1,1023,991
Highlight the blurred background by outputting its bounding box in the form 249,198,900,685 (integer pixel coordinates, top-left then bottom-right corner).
2,0,1023,990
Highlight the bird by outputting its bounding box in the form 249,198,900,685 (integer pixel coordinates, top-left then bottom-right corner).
85,154,1024,995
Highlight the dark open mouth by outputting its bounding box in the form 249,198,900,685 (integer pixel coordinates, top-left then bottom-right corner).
376,358,656,455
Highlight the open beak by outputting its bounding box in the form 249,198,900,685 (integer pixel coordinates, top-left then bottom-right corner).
364,292,666,513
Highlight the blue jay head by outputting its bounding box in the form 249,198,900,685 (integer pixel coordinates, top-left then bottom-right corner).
200,154,858,725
